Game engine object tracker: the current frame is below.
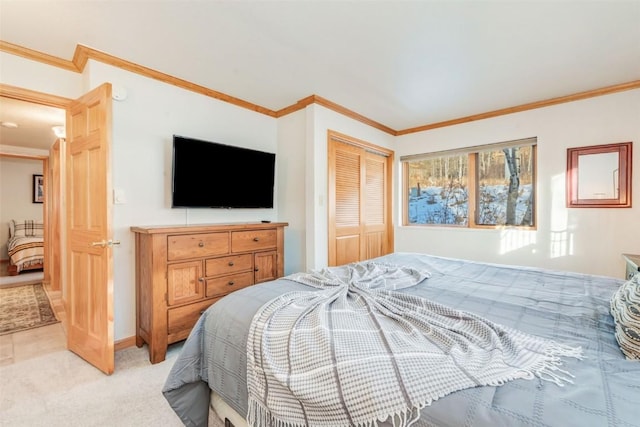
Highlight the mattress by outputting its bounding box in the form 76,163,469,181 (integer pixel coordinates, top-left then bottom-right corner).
164,252,640,427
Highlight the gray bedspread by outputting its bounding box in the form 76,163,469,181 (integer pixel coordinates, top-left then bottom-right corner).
163,252,640,427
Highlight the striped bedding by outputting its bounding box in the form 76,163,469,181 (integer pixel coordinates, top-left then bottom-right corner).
7,220,44,273
7,236,44,272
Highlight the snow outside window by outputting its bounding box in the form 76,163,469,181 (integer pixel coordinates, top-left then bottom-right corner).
403,138,536,228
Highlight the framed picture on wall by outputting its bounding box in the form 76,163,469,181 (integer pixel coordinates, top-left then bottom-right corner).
33,174,43,203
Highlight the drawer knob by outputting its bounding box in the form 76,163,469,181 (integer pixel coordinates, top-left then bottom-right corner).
228,261,234,266
198,277,204,282
254,267,259,272
198,241,204,247
253,237,260,242
228,281,235,286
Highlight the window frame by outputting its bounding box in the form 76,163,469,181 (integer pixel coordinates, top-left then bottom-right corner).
402,138,537,230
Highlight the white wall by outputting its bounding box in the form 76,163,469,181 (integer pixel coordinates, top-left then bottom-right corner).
277,109,307,275
85,61,279,339
0,52,83,98
1,55,283,340
0,157,44,258
395,89,640,278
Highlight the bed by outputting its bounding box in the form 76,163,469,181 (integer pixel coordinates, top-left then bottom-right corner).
163,252,640,427
6,219,44,275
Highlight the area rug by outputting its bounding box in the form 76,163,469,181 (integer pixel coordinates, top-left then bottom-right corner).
0,283,59,335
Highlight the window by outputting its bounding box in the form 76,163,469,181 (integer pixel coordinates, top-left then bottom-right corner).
403,138,536,228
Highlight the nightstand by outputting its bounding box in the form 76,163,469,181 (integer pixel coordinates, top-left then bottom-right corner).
622,254,640,280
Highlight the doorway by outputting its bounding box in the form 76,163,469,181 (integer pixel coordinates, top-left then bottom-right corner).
2,83,115,375
0,93,66,291
0,155,46,287
0,93,67,364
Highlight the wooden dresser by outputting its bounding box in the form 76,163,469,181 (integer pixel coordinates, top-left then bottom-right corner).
131,222,288,363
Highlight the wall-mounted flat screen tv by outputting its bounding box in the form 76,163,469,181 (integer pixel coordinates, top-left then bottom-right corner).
172,135,275,208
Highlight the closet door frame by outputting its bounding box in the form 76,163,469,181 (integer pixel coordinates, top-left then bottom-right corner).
327,130,394,266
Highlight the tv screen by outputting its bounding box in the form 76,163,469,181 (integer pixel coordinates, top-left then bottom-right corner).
172,135,275,208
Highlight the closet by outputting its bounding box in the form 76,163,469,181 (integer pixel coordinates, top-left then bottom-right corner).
327,131,394,266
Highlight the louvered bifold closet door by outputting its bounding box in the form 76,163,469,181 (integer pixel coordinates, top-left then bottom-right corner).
328,135,392,267
363,151,388,260
330,142,364,266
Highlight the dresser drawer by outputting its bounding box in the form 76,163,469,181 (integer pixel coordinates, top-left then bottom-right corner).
205,254,253,277
206,271,254,297
168,232,229,261
231,229,276,252
167,298,219,342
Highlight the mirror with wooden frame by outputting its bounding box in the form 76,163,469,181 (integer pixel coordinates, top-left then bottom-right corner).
566,141,632,208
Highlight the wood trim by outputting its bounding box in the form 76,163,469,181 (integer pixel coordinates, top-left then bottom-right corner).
566,141,632,208
275,95,316,117
2,40,639,136
0,41,277,117
468,152,478,228
0,152,48,160
328,130,394,157
397,80,640,135
313,95,396,135
0,83,72,108
131,221,289,235
0,40,78,72
115,336,137,351
42,157,50,284
278,95,397,136
76,45,278,117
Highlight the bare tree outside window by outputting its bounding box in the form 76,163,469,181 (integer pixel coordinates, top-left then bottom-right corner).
477,145,534,226
404,139,536,228
407,155,469,225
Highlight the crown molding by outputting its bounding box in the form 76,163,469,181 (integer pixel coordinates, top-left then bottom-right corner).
397,80,640,135
0,82,72,108
275,95,397,135
2,40,638,137
0,41,277,117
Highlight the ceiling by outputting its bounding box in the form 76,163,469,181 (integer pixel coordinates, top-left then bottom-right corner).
0,97,65,151
0,1,639,149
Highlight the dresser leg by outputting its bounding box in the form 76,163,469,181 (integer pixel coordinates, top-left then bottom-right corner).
149,334,168,364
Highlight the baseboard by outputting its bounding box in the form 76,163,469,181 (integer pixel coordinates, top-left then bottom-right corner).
115,336,137,351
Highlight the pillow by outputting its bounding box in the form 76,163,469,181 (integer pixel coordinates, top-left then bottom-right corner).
610,273,640,360
9,219,44,238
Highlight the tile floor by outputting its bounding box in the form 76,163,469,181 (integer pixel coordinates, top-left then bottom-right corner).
0,283,67,367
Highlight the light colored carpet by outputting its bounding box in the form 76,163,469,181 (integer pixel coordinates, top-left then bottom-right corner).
0,342,225,427
0,283,59,335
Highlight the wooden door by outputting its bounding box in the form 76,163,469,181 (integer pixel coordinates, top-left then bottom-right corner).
65,83,114,375
167,261,204,306
328,132,393,266
254,250,277,283
48,139,63,291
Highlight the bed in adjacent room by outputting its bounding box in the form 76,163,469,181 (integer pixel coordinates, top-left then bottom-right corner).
6,219,44,275
163,252,640,427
